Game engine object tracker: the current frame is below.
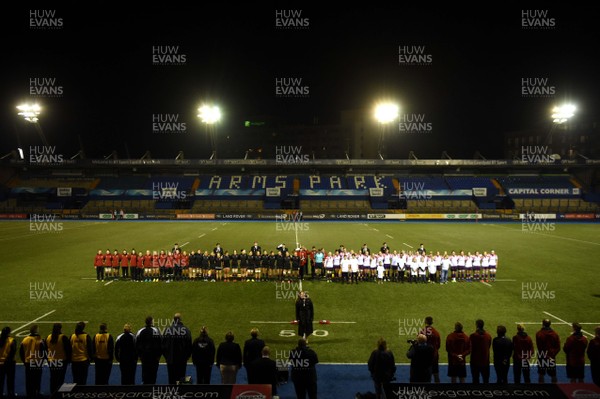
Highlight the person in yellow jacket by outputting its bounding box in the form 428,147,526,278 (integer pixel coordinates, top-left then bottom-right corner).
93,323,114,385
0,327,16,398
19,325,46,399
70,322,93,386
46,323,71,394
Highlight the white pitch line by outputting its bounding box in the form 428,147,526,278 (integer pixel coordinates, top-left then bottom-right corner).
495,279,516,282
211,228,218,231
481,281,492,287
543,311,594,338
104,280,114,286
0,321,88,324
250,321,357,324
180,242,189,247
403,243,413,248
372,228,379,232
12,310,56,333
386,234,394,239
81,277,96,280
198,233,206,238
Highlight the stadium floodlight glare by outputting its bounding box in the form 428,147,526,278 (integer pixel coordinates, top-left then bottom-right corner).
197,105,221,124
17,103,42,123
374,102,399,124
551,104,576,124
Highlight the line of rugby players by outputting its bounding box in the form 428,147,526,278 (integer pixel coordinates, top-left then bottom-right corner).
93,242,498,283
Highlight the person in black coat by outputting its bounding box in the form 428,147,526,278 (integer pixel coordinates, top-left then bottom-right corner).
243,328,265,381
0,327,16,399
407,334,434,383
115,324,137,385
368,337,396,399
295,292,314,342
290,339,318,399
136,316,162,384
192,327,216,384
162,313,192,385
249,346,278,395
492,325,513,384
216,332,242,384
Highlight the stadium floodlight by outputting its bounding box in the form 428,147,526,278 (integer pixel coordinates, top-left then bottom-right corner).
374,102,399,124
551,104,576,124
17,103,42,123
197,105,221,124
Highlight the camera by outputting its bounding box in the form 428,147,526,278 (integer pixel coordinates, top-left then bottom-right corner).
406,339,417,345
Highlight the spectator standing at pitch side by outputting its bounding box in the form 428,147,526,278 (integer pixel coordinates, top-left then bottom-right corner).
0,327,16,399
136,316,162,384
368,337,395,399
243,328,265,382
512,324,533,383
46,323,71,394
564,322,588,383
192,327,215,384
115,324,137,385
70,322,93,386
421,316,441,383
216,331,242,384
20,325,45,398
446,322,470,383
93,323,114,385
249,346,278,396
492,325,513,384
407,334,434,383
469,319,492,384
162,313,192,384
588,326,600,386
290,338,319,399
536,319,561,383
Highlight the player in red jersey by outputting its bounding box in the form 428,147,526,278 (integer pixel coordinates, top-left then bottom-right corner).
94,250,105,281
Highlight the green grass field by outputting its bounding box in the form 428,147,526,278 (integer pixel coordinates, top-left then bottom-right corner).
1,220,599,365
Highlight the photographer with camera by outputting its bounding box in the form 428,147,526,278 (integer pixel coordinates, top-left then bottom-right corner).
368,338,396,399
406,334,434,383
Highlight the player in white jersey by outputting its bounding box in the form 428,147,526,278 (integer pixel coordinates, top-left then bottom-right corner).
441,253,451,284
418,255,427,283
332,251,341,282
369,253,377,282
450,250,458,282
427,252,437,283
350,253,359,284
465,252,473,282
409,255,419,283
488,250,498,281
324,252,334,282
457,250,466,282
340,255,350,284
472,251,481,282
382,251,392,281
481,251,490,282
376,258,385,284
391,251,400,282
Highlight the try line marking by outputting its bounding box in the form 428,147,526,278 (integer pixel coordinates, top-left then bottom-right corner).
250,321,357,324
543,311,595,338
12,310,56,334
403,243,413,248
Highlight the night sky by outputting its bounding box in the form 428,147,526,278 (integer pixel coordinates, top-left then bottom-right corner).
2,4,599,160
